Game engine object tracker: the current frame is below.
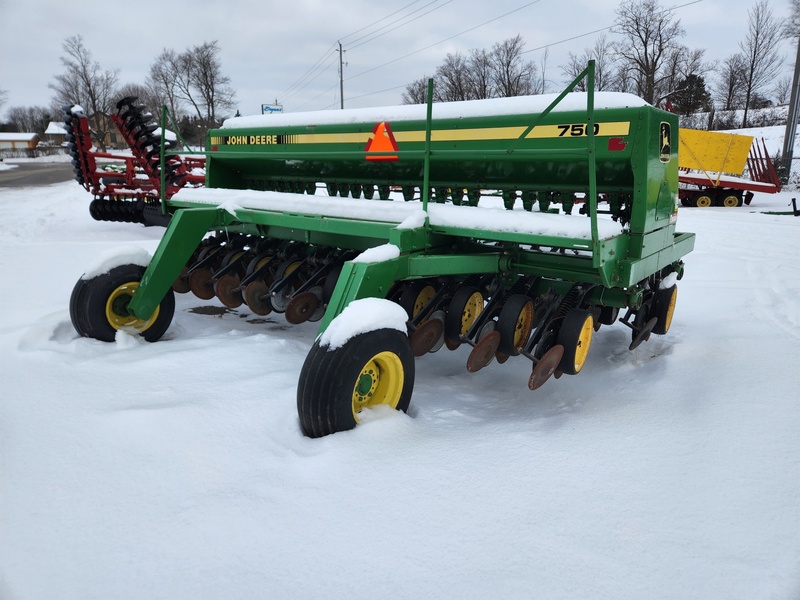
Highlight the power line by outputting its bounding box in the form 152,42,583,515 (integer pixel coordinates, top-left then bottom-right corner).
280,1,435,101
346,0,454,51
521,0,707,54
345,0,543,83
339,0,431,43
279,42,338,99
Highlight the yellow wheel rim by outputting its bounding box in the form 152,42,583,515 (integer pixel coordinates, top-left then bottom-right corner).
105,281,160,334
572,315,594,373
412,285,436,318
722,195,739,207
662,287,678,333
460,291,484,335
696,195,713,207
352,351,404,421
513,301,534,349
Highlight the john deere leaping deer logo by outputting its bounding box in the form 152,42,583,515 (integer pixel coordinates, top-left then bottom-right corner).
659,122,671,163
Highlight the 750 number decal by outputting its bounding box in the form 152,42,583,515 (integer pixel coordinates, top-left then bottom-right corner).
556,123,601,137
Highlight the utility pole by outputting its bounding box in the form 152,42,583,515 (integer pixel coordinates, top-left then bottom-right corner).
337,42,345,110
782,36,800,182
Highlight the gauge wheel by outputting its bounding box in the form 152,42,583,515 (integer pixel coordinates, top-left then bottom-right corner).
444,285,484,348
398,280,436,319
73,264,174,342
556,308,594,375
496,294,534,356
652,285,678,335
297,329,415,438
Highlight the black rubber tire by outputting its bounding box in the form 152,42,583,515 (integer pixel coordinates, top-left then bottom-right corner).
398,280,436,319
297,329,415,438
496,294,534,356
556,308,594,375
69,277,93,338
75,264,175,342
652,285,678,335
444,285,483,343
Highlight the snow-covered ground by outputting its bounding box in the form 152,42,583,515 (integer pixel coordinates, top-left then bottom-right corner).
1,164,799,599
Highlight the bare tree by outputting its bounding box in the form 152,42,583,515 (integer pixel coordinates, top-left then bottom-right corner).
490,35,538,97
466,48,493,100
561,34,616,91
5,106,51,134
785,0,800,38
186,41,236,128
715,53,748,110
613,0,685,104
147,41,235,137
772,75,793,103
739,0,784,127
402,78,430,104
148,49,185,123
49,35,119,149
435,52,472,101
660,46,709,104
0,88,8,116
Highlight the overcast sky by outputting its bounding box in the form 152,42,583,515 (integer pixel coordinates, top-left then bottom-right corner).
0,0,795,119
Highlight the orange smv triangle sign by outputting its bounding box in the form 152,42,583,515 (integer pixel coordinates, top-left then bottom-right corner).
365,121,399,161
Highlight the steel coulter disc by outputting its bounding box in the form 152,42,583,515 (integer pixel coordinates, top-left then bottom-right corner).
629,316,658,351
528,344,565,391
466,330,501,373
188,267,215,300
214,274,243,309
172,266,191,294
285,291,320,325
427,310,447,353
410,317,445,357
243,280,272,316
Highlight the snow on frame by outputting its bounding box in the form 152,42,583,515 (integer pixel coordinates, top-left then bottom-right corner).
173,187,624,241
319,297,408,350
221,92,649,129
351,243,401,264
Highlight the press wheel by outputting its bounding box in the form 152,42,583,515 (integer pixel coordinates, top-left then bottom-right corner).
496,294,534,356
557,308,594,375
444,285,483,349
652,285,677,335
399,280,436,319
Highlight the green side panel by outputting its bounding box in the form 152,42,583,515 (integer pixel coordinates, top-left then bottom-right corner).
128,208,222,319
